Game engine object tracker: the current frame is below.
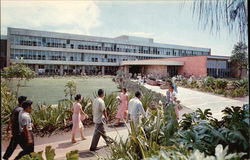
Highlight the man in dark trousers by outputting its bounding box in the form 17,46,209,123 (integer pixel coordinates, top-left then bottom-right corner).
15,100,34,159
3,96,27,160
90,89,111,151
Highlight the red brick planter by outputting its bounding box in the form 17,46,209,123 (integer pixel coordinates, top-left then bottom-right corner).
147,79,158,86
160,85,168,89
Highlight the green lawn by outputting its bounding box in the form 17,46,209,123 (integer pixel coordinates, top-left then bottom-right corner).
7,76,119,105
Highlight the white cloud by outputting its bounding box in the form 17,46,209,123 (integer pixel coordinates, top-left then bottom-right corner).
1,1,101,35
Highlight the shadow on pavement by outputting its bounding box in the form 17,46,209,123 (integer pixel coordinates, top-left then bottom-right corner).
79,151,96,158
57,141,75,149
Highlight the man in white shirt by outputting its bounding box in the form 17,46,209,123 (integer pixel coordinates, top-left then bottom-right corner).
128,91,146,126
90,89,111,151
15,100,34,159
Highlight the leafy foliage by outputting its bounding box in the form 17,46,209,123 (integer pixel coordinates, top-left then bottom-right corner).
64,80,77,100
230,42,248,78
1,81,17,139
105,104,249,159
1,63,36,96
19,146,78,160
31,99,72,136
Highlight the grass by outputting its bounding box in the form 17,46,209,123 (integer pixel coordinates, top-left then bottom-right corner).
6,76,119,105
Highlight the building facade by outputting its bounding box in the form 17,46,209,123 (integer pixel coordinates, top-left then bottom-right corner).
7,27,211,75
121,55,231,78
0,35,7,69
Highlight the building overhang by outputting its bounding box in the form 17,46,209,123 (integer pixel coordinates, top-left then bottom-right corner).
10,59,120,66
207,55,230,60
121,60,184,66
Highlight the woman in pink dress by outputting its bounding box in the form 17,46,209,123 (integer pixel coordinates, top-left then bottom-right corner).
71,94,88,143
114,88,128,126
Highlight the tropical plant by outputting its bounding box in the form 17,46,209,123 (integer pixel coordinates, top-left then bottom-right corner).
1,81,17,138
64,80,77,100
190,0,248,42
1,63,36,96
31,100,72,136
80,97,93,124
144,144,246,160
229,88,246,97
214,79,228,89
230,42,248,78
203,76,215,88
19,146,78,160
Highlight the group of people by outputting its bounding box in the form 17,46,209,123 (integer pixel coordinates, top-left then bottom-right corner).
3,81,182,159
3,96,34,160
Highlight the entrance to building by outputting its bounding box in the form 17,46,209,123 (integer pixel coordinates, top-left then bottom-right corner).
129,65,141,74
168,66,178,77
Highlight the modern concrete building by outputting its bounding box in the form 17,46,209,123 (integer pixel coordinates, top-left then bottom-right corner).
0,35,7,69
121,55,231,78
6,27,211,75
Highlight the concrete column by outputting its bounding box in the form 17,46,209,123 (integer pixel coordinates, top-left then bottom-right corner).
102,66,105,75
124,66,129,76
35,64,39,73
82,66,85,74
60,65,63,76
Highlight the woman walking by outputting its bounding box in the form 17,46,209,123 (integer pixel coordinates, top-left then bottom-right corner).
114,88,128,126
71,94,88,143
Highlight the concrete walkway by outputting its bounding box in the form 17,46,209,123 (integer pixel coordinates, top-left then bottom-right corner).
143,83,248,120
1,125,129,160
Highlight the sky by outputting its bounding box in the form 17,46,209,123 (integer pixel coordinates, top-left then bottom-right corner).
1,0,242,56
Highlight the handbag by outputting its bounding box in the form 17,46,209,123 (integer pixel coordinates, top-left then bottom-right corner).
80,113,86,121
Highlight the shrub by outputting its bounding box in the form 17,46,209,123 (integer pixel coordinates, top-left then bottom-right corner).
19,146,78,160
203,76,215,87
179,79,188,86
214,88,226,95
214,79,228,89
32,100,72,136
1,81,17,138
189,80,199,88
229,88,246,97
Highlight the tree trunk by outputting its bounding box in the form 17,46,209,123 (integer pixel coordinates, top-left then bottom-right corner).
239,68,242,79
16,79,21,97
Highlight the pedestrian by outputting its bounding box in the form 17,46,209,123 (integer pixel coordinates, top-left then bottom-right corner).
15,100,34,159
3,96,27,160
90,89,112,151
114,88,128,126
172,78,178,93
128,91,146,126
71,94,89,143
165,84,177,107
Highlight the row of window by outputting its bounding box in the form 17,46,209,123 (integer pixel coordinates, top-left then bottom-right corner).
10,49,156,63
10,34,210,56
207,68,230,78
27,64,119,75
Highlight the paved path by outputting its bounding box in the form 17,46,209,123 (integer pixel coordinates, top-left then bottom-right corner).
143,84,248,120
1,125,129,160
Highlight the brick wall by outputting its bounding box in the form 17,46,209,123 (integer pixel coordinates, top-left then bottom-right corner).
158,56,208,77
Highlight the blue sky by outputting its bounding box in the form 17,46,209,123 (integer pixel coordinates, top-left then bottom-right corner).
1,0,239,56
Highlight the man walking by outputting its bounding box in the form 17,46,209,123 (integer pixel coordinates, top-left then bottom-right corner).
3,96,27,160
90,89,111,151
15,100,34,159
128,91,146,126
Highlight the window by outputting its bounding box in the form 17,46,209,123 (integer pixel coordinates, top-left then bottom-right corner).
70,44,74,49
67,39,70,44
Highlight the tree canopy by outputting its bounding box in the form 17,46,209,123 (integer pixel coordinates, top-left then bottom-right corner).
191,0,248,42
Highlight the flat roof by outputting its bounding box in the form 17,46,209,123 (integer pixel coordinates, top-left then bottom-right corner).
121,60,184,66
207,55,230,60
8,27,211,52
